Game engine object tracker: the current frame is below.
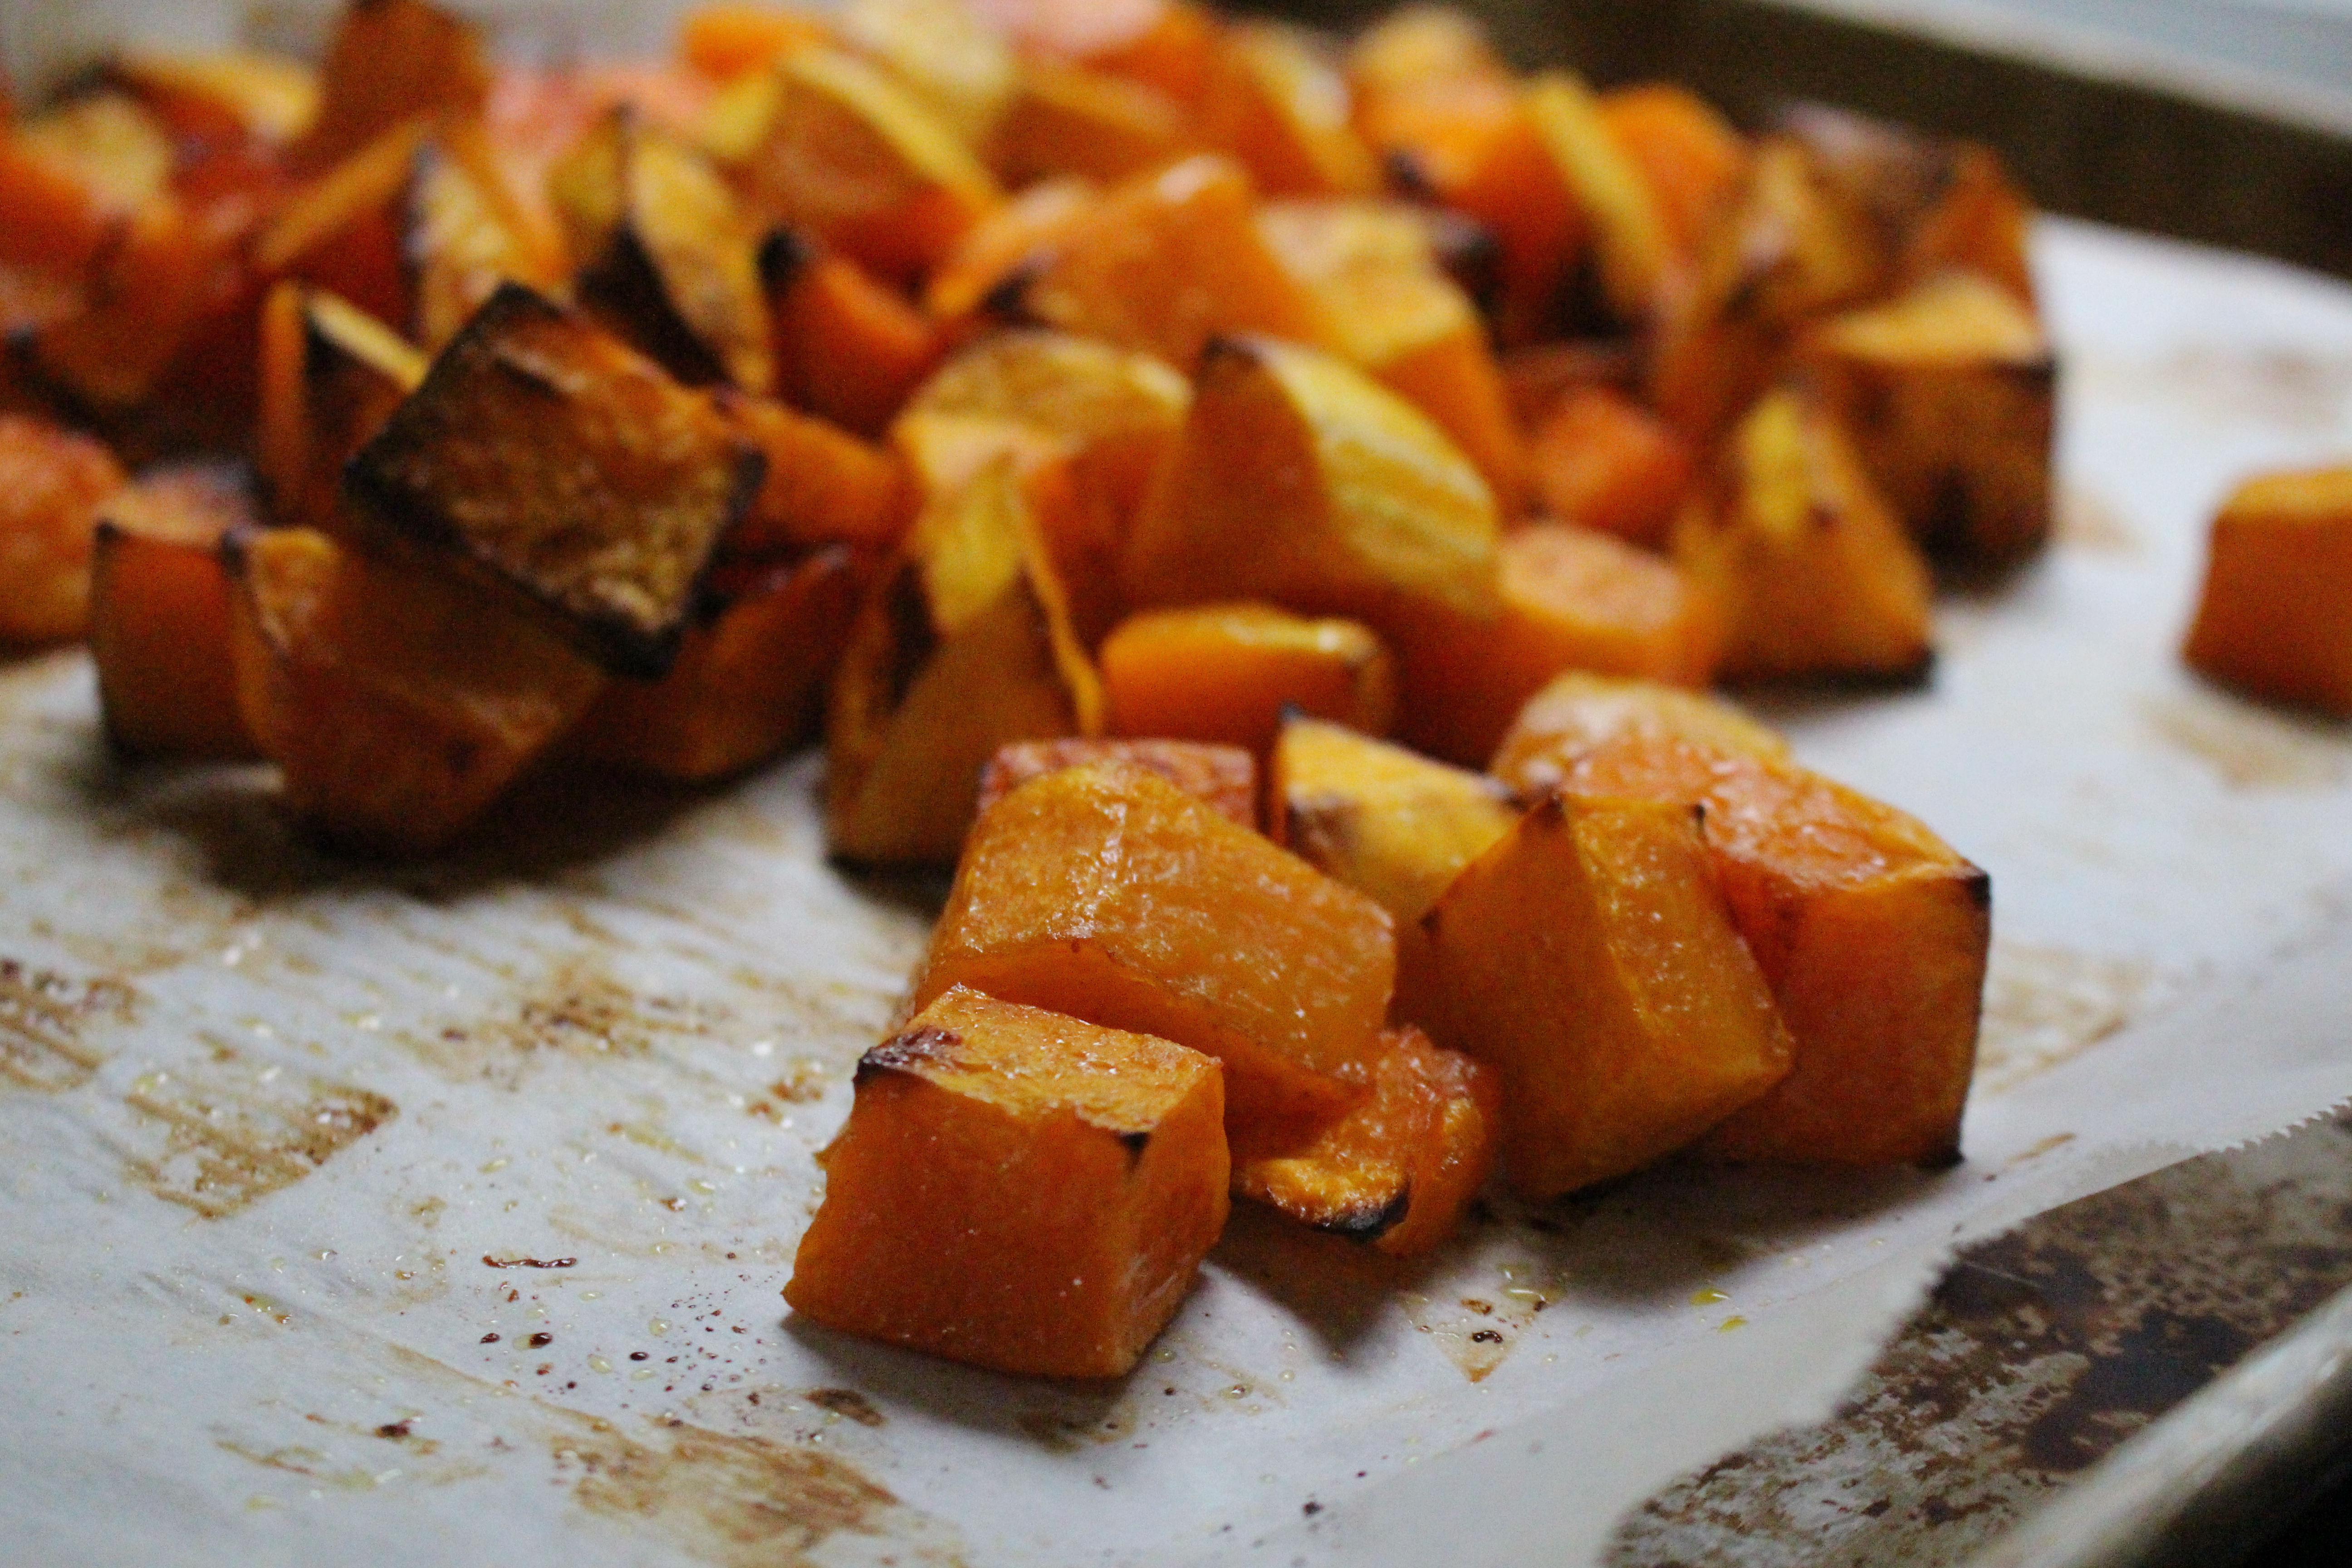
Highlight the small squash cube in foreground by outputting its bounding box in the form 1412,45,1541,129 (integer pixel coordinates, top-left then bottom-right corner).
2182,467,2352,715
1100,603,1396,756
785,986,1227,1379
976,739,1258,828
1424,794,1794,1197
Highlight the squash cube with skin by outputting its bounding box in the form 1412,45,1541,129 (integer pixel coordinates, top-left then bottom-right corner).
345,282,764,679
977,739,1258,829
911,761,1396,1125
1100,603,1396,757
1231,1025,1500,1257
1671,382,1934,685
2183,467,2352,715
785,986,1228,1379
91,462,260,760
0,413,124,644
1558,735,1990,1166
1423,794,1796,1197
224,526,603,856
1490,670,1790,799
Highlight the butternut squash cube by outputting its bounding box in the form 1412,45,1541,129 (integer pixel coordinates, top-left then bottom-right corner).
255,284,427,534
1490,670,1789,797
1423,794,1795,1196
989,59,1191,186
911,761,1396,1122
833,0,1017,148
760,233,945,437
0,413,123,644
2182,467,2352,715
289,0,488,174
1231,1024,1499,1256
722,392,915,554
977,739,1257,828
1200,21,1381,198
1671,383,1934,684
786,985,1227,1379
224,527,603,855
1558,735,1990,1165
345,282,763,678
91,462,259,759
1526,383,1694,549
1524,72,1674,328
255,117,431,333
1100,603,1395,756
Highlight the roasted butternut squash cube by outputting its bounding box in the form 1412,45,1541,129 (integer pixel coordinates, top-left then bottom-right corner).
1016,154,1336,371
1440,96,1588,348
1272,714,1518,1027
1122,335,1500,670
1423,794,1794,1196
1200,21,1380,198
1800,270,2055,568
256,284,427,534
785,985,1227,1379
109,49,319,150
567,545,860,780
549,108,771,392
255,117,431,332
224,527,603,855
1398,522,1720,765
1231,1024,1499,1256
289,0,489,174
2182,467,2352,715
0,93,170,280
1671,383,1933,684
834,0,1018,147
1904,146,2036,308
1490,670,1790,797
760,233,945,437
1600,84,1746,261
0,413,123,644
345,282,762,678
409,128,566,354
91,462,259,759
911,761,1396,1122
722,392,914,554
989,59,1191,186
977,738,1255,830
1526,383,1694,549
1524,72,1674,328
1100,603,1395,756
922,175,1098,327
1558,735,1989,1165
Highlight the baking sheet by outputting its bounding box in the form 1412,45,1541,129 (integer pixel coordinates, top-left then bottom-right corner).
4,138,2352,1568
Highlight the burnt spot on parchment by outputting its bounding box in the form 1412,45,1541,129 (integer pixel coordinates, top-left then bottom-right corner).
124,1058,397,1217
1607,1121,2352,1567
417,956,731,1084
0,958,135,1090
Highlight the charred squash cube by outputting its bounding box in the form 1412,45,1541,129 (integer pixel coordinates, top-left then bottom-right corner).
343,283,763,679
785,985,1228,1379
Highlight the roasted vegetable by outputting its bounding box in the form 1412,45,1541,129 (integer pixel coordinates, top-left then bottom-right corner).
288,0,489,174
2182,466,2352,715
976,738,1259,827
1490,669,1790,794
760,231,944,436
1100,603,1396,756
0,413,124,643
90,462,260,759
1525,383,1694,548
1201,20,1381,198
255,284,426,533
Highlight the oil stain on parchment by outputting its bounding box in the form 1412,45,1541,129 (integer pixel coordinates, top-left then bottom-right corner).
416,956,731,1085
1974,942,2160,1095
2142,691,2351,790
0,958,135,1091
124,1056,397,1216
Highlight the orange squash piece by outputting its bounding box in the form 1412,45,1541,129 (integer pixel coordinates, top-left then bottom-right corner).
1524,72,1675,328
1443,99,1588,348
1526,383,1694,548
976,738,1256,827
1557,735,1990,1166
0,93,170,281
679,5,829,78
1598,84,1746,260
990,59,1191,186
922,175,1098,327
911,760,1396,1123
1490,670,1790,796
1200,21,1380,198
289,0,490,174
1423,794,1795,1196
224,526,603,855
1397,523,1720,767
90,462,260,759
1904,145,2036,309
255,284,427,534
0,413,124,644
2182,467,2352,715
762,233,945,437
254,116,431,333
835,0,1018,149
785,985,1228,1379
1100,603,1395,755
110,49,319,152
722,392,914,554
1231,1024,1498,1256
1083,1,1219,113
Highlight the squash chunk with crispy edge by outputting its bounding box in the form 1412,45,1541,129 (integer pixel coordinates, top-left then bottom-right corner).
786,985,1227,1379
0,413,124,644
1490,670,1789,798
1231,1024,1499,1257
1672,382,1933,685
345,282,763,679
911,761,1396,1124
223,527,603,855
257,284,427,534
1558,735,1990,1166
92,463,260,760
1423,794,1794,1197
1101,603,1395,756
1272,715,1518,1029
1016,154,1337,372
1121,335,1500,674
2182,467,2352,715
1397,523,1720,766
1800,270,2054,569
825,455,1091,863
549,108,772,393
978,739,1257,829
567,546,861,781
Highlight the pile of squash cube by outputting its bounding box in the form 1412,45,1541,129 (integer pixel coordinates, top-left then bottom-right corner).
0,0,2040,1375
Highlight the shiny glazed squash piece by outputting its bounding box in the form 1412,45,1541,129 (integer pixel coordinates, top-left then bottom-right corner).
0,413,125,644
976,738,1257,828
2182,467,2352,715
785,985,1228,1379
223,526,603,854
90,462,260,759
1558,735,1990,1166
344,282,763,678
1100,603,1395,756
1230,1024,1499,1257
1490,670,1789,796
910,761,1396,1123
1423,794,1795,1197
